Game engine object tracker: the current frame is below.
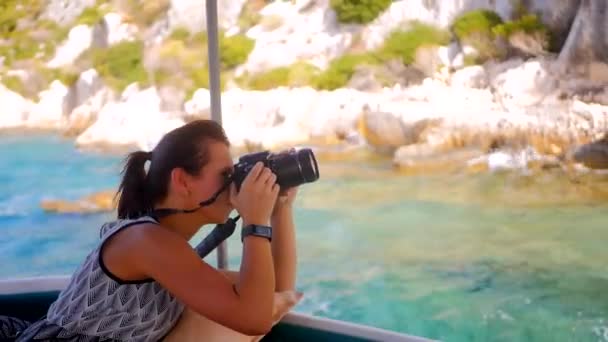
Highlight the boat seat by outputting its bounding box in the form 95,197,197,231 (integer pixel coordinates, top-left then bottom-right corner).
0,291,372,342
0,290,59,323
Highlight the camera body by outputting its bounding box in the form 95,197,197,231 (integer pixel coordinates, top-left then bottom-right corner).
232,148,320,191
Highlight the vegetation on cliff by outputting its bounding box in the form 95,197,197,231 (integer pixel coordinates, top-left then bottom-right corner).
330,0,392,24
0,0,606,98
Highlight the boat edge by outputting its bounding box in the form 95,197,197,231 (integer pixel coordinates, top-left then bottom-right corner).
0,276,436,342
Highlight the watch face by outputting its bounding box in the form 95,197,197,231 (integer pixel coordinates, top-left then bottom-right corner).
255,226,272,236
242,225,272,242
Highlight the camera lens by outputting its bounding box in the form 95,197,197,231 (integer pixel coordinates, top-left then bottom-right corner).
273,148,320,188
297,148,320,183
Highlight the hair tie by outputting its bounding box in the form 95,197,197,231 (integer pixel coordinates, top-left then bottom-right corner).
143,152,152,176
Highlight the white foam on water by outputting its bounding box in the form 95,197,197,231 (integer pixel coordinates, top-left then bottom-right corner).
496,309,514,321
0,206,26,217
592,325,608,341
0,195,32,217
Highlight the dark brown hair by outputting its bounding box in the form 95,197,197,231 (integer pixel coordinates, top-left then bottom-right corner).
116,120,230,219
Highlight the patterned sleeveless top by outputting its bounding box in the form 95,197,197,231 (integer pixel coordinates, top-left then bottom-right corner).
17,216,185,341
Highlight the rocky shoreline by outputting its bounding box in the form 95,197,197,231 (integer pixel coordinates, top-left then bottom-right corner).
3,57,608,175
3,0,608,195
23,67,608,215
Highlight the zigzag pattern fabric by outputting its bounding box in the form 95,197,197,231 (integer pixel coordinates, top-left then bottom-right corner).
16,216,184,341
0,315,31,340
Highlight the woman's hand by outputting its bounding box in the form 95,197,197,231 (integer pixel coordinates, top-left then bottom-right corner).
230,162,280,226
273,186,298,216
270,186,298,291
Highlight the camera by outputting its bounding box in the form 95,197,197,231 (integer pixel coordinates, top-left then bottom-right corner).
232,148,320,191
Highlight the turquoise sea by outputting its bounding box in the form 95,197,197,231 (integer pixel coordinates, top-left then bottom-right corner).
2,133,608,341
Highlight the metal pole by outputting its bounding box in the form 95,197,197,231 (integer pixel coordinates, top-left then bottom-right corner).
206,0,222,124
206,0,229,270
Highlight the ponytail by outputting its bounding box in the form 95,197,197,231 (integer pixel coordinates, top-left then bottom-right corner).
114,120,230,220
116,150,152,219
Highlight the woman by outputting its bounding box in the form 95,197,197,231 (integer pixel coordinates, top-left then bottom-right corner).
16,120,299,341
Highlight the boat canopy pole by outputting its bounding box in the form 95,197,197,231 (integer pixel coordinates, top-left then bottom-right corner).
205,0,229,270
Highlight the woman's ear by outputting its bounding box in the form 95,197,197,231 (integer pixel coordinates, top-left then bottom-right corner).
170,168,192,198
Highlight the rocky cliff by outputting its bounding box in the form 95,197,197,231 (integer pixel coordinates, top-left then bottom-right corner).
1,0,608,174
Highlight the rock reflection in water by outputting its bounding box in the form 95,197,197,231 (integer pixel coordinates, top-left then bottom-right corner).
272,158,608,341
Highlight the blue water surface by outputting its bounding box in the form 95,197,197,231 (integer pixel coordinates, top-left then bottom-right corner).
0,133,120,276
2,133,608,342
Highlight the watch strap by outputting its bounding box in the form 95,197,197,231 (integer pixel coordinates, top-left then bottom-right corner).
241,224,272,242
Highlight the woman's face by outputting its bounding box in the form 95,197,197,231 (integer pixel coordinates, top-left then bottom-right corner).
186,140,235,224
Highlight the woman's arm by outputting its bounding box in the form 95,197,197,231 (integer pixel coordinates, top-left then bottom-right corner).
217,206,297,293
220,269,239,284
106,163,280,336
270,188,299,291
220,188,299,292
123,224,276,336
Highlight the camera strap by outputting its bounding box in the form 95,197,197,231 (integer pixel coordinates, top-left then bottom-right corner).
150,178,232,219
194,214,241,258
149,178,241,257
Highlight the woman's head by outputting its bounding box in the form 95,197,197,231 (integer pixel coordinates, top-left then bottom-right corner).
116,120,234,225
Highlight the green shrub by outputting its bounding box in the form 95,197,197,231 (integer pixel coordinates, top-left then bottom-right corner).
452,10,503,41
1,64,78,99
185,67,228,100
121,0,170,27
0,0,46,36
153,29,246,96
0,2,69,67
76,6,105,26
0,2,19,37
140,0,171,27
379,22,450,65
42,68,80,87
30,66,79,98
151,33,208,94
1,74,27,96
315,54,380,90
163,31,253,71
238,0,263,31
189,67,210,94
330,0,392,24
37,19,70,41
92,40,148,91
241,62,320,90
191,31,209,46
1,31,40,64
492,14,546,37
0,0,42,37
287,62,320,87
463,54,480,66
37,20,70,60
451,10,505,61
0,33,63,67
245,67,289,90
169,27,191,41
506,0,556,51
493,13,552,53
219,34,255,69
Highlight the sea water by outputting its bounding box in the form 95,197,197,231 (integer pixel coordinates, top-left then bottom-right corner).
2,133,608,342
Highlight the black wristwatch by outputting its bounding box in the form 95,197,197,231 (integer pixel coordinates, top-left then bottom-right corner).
241,224,272,242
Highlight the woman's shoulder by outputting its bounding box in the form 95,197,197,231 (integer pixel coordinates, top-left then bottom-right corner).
98,215,187,264
99,215,160,241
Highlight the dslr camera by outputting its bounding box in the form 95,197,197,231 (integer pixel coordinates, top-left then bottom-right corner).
232,148,320,191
